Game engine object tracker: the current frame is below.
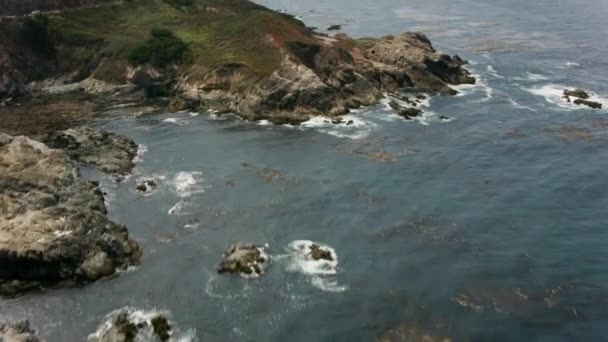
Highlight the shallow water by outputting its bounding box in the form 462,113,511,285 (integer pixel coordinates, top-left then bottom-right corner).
3,0,608,341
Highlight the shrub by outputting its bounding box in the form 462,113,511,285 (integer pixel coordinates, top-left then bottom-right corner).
128,28,188,68
22,14,55,56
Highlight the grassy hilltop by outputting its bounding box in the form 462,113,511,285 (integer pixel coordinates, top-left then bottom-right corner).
49,0,315,82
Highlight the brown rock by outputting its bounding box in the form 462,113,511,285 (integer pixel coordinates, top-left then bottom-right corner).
0,134,141,296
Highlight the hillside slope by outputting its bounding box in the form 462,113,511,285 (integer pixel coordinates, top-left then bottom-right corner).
0,0,475,123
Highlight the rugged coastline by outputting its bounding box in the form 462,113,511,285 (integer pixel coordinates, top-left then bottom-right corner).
0,0,474,128
0,131,142,297
1,0,478,340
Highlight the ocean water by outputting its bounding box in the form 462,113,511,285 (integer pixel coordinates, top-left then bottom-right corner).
2,0,608,340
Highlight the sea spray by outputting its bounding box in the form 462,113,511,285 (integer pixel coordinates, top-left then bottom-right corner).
285,240,348,293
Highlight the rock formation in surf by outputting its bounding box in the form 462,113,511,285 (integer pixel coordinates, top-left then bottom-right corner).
0,133,142,296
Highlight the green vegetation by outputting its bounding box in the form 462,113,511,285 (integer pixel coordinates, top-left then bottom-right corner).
129,28,189,67
22,14,55,56
47,0,316,82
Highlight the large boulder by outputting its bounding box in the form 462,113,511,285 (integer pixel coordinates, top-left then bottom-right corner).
217,242,269,277
0,320,40,342
0,134,141,296
41,127,139,176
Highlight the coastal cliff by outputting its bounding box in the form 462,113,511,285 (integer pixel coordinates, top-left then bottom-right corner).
0,0,474,124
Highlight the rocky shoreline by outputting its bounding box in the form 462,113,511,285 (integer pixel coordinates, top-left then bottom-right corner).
0,0,476,125
0,0,477,339
0,131,142,297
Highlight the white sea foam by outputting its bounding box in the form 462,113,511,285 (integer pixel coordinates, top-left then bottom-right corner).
257,119,272,126
299,114,376,140
173,172,205,198
507,97,538,112
88,307,196,342
168,200,189,216
285,240,348,293
163,117,189,125
486,65,504,78
133,144,148,164
566,62,580,67
450,72,492,100
522,72,549,82
524,84,608,110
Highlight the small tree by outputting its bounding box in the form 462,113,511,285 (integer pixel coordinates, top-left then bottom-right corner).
22,14,55,56
129,28,188,68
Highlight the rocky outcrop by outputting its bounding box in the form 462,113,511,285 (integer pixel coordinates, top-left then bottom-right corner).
0,134,141,296
175,32,474,123
0,320,41,342
389,101,423,120
310,244,334,261
41,127,139,176
88,308,194,342
0,1,474,124
563,89,603,109
217,242,269,277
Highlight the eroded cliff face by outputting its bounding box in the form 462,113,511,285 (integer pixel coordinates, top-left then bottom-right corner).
0,133,142,296
0,0,475,123
174,32,475,123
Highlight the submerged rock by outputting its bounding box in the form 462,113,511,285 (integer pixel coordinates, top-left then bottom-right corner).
389,101,423,119
0,320,41,342
376,321,453,342
0,134,142,296
217,242,269,277
88,307,195,342
41,127,139,176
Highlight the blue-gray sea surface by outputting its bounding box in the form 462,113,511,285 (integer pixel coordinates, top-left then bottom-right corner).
2,0,608,340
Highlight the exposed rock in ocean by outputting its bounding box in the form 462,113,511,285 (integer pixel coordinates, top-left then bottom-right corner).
0,320,41,342
389,101,423,120
573,98,602,109
563,88,590,100
217,242,269,277
310,244,334,261
88,307,195,342
41,127,139,176
0,134,141,297
136,179,158,193
562,89,602,109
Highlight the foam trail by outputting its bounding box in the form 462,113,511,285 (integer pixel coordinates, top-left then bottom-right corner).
487,65,504,78
163,117,189,125
173,172,205,198
285,240,348,293
507,97,537,112
524,84,608,110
